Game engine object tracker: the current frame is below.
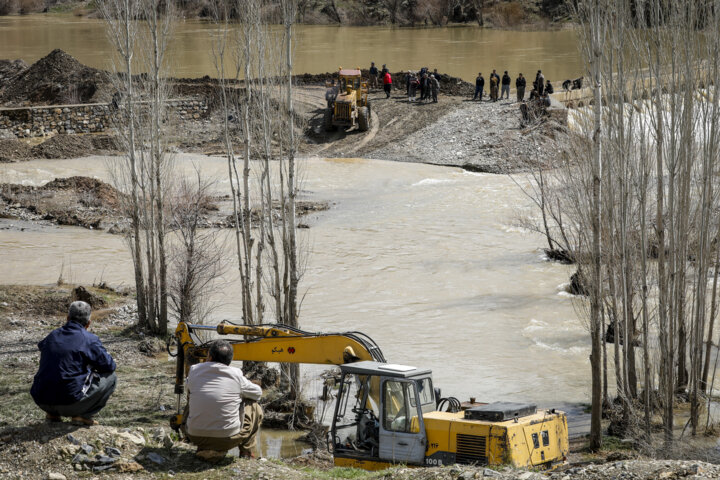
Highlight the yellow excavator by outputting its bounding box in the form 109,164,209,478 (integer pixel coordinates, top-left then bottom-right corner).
169,322,568,471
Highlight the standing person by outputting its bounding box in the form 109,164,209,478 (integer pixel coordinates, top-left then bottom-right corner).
420,72,429,102
490,69,500,88
325,79,338,108
490,74,499,102
473,72,485,101
31,301,117,425
408,72,419,102
184,340,263,461
501,71,511,100
537,70,545,96
516,73,526,102
383,70,392,98
369,62,378,89
430,74,439,103
381,64,388,77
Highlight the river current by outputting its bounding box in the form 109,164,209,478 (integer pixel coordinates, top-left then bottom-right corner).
0,155,589,406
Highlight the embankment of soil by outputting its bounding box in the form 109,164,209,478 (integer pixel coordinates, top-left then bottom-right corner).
0,49,567,174
0,176,123,229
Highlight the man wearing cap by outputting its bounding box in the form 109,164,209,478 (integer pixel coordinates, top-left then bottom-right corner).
30,301,117,425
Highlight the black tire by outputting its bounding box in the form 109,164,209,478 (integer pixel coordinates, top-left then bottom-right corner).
324,108,334,131
358,106,370,132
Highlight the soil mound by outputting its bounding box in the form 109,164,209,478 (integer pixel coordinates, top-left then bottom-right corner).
1,49,107,106
0,139,32,162
0,176,124,229
90,134,120,152
0,59,28,88
31,134,94,159
42,176,123,209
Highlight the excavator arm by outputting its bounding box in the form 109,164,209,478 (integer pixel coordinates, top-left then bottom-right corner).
170,321,386,429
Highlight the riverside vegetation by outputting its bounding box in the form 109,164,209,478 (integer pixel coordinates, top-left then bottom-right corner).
0,0,570,28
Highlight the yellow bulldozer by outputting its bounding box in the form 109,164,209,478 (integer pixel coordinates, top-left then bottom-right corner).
325,67,372,132
170,322,569,471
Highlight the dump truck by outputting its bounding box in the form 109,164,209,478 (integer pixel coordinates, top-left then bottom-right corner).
170,322,569,471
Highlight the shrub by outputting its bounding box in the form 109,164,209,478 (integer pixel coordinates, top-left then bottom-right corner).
489,1,526,27
18,0,43,14
0,0,18,15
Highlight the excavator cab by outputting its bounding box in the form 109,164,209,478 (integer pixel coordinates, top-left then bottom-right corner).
330,361,434,469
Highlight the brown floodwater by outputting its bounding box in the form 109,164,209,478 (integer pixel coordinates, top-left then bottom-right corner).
0,14,584,83
0,155,591,406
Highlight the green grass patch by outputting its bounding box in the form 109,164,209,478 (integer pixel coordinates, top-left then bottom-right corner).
601,435,633,451
298,466,387,479
47,3,77,13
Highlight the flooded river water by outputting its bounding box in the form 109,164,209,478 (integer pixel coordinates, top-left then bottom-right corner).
0,15,583,83
0,155,589,407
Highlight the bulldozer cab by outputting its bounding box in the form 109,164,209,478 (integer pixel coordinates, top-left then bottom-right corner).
330,361,434,468
338,69,367,102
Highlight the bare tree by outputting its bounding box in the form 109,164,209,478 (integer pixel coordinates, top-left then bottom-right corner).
100,0,173,335
167,171,226,327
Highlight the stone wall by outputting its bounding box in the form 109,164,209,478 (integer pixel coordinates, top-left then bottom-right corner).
0,99,209,138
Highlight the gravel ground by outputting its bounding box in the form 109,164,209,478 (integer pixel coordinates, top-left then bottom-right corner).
373,97,565,173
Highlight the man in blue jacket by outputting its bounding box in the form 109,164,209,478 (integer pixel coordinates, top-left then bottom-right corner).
30,301,117,425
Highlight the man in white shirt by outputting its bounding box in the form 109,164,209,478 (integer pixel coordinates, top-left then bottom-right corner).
184,340,263,459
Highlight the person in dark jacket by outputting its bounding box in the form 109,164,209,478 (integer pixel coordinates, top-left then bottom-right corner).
516,73,526,102
31,301,117,425
545,80,554,95
501,71,511,100
473,72,485,101
420,73,430,102
369,62,379,89
537,70,545,96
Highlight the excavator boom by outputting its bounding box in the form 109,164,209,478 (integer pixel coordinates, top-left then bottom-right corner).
176,321,385,365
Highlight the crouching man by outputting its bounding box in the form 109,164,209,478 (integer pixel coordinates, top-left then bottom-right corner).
184,340,263,461
30,301,117,426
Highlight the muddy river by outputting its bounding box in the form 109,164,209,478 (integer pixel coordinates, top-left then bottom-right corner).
0,155,590,408
0,15,583,83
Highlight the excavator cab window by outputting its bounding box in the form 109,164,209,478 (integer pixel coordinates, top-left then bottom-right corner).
414,377,434,406
382,380,416,433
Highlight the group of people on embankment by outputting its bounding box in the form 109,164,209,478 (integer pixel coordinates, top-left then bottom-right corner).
474,70,554,103
370,62,442,103
367,61,556,106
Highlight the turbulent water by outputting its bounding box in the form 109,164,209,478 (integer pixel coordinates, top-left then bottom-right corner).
0,155,590,407
0,15,583,83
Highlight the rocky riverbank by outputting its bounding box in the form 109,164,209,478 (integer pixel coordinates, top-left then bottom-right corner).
2,285,720,479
